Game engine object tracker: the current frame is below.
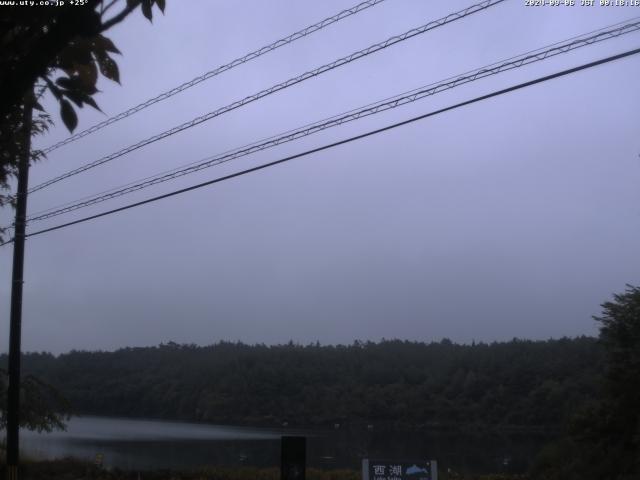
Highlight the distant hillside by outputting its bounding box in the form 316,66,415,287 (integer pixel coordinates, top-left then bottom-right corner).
1,338,602,430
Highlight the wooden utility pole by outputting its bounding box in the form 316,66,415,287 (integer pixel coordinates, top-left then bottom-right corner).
6,95,33,480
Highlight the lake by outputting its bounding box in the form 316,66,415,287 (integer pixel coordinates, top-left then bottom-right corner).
19,416,551,474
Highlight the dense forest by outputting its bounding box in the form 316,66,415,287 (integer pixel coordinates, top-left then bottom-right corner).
0,337,602,431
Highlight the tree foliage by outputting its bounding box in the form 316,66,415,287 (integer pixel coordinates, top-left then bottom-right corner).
0,338,602,432
0,0,166,237
0,368,70,434
583,285,640,478
532,285,640,480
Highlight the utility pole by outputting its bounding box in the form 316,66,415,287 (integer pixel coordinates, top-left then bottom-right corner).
6,94,33,480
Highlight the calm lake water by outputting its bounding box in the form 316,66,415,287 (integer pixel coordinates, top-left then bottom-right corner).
19,416,551,474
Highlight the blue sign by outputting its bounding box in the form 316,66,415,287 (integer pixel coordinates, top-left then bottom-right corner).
362,459,437,480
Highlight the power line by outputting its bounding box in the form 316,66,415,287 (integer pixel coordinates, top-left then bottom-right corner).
25,19,640,223
13,46,640,244
28,0,505,195
28,18,640,220
40,0,389,155
27,15,640,220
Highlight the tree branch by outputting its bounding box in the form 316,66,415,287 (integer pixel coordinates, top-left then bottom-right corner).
100,0,141,32
101,0,121,18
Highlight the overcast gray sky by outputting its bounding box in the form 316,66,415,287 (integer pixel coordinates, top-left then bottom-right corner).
1,0,639,354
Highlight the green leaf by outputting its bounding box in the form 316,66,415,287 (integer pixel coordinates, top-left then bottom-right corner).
141,0,153,21
56,76,78,90
57,70,97,95
58,41,92,69
98,55,120,84
60,99,78,133
75,62,98,90
83,95,101,112
62,89,84,108
94,34,120,54
60,81,102,112
47,82,62,100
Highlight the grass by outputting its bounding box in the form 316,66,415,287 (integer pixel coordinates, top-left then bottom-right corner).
0,458,531,480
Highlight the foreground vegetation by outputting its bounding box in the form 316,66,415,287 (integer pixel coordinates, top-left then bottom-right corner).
2,458,526,480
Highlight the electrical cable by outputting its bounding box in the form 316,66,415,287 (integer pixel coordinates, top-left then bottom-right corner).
27,0,505,195
41,0,390,154
25,19,640,223
5,46,636,245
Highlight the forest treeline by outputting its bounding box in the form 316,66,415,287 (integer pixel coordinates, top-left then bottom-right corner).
0,337,602,431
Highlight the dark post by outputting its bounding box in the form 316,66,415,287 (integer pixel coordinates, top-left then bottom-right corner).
6,95,33,480
281,436,306,480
